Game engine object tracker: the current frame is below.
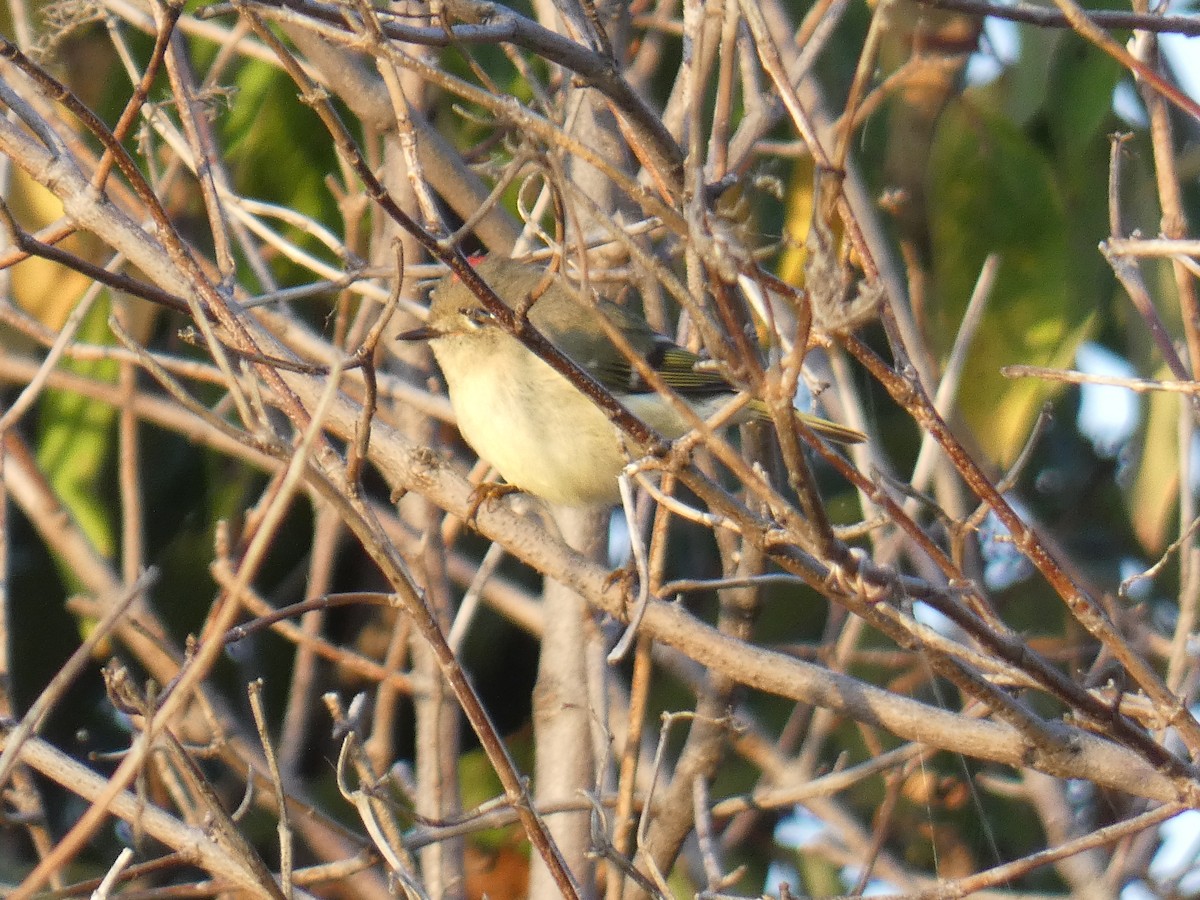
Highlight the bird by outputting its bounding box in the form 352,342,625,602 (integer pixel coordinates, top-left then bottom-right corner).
397,256,865,506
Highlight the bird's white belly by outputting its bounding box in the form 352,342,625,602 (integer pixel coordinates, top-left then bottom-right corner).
444,351,629,506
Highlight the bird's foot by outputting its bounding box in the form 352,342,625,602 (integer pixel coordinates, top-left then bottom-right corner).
464,481,523,530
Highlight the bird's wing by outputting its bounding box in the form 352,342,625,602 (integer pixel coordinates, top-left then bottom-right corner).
584,302,735,398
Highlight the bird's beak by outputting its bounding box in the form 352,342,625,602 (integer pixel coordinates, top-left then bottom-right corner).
396,324,441,342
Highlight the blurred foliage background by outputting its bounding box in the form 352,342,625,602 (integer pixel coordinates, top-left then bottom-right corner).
0,0,1198,897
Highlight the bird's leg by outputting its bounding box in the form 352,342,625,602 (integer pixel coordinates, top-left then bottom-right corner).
462,481,524,530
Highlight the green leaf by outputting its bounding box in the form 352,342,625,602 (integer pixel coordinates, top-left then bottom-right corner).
928,100,1094,466
1129,363,1178,553
989,25,1062,127
224,60,336,232
36,296,119,587
458,733,530,851
1046,38,1124,161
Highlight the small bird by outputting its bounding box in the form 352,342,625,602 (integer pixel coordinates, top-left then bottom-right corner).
398,256,865,507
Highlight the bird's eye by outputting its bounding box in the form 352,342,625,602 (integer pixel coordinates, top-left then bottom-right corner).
462,307,495,328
